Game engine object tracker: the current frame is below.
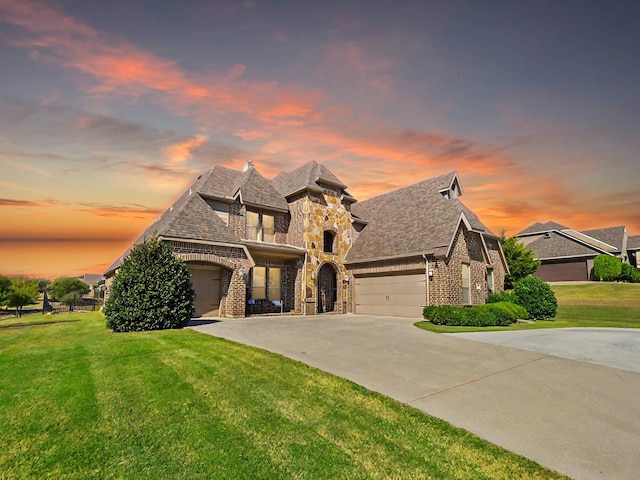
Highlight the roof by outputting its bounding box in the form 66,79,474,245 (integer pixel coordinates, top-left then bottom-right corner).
517,221,569,236
346,172,492,263
78,274,104,284
582,226,626,252
198,164,289,211
628,235,640,250
525,232,602,260
516,220,632,260
272,160,350,198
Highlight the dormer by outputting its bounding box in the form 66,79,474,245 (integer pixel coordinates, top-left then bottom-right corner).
439,172,463,200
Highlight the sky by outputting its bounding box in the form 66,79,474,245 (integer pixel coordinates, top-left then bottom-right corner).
1,0,639,279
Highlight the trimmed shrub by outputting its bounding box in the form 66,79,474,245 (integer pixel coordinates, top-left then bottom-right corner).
492,301,529,320
593,254,622,281
619,263,634,282
423,305,462,325
632,268,640,284
423,303,517,327
104,235,195,332
487,290,516,304
513,276,557,320
478,304,513,326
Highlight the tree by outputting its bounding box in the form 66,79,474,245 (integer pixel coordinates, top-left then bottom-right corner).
500,232,541,289
593,254,622,281
0,274,12,307
6,277,39,317
36,278,52,293
51,277,90,311
104,235,195,332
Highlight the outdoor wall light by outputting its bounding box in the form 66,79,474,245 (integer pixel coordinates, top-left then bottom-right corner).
428,269,434,277
238,267,245,278
310,271,316,280
344,275,350,283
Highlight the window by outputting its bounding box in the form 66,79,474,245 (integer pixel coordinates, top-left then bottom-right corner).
323,230,335,253
252,266,266,299
246,210,275,242
268,268,281,302
251,266,281,301
462,263,471,304
486,268,494,295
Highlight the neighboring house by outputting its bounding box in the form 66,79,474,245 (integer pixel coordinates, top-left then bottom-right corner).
105,161,507,318
628,235,640,268
78,274,104,291
516,221,634,282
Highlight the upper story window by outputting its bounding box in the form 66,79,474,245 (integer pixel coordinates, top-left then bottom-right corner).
246,210,274,242
323,230,336,253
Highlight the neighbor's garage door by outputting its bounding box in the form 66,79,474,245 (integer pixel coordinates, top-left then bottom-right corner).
355,274,426,318
535,260,589,282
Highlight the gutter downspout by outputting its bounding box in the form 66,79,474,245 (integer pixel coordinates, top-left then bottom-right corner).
423,254,430,307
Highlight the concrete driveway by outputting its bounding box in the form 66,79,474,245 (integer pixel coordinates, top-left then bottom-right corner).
190,315,640,480
449,328,640,373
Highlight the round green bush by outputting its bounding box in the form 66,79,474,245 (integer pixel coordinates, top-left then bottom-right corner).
593,254,622,281
104,236,195,332
513,276,557,320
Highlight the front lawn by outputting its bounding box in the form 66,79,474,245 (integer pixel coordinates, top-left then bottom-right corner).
0,312,563,479
416,282,640,333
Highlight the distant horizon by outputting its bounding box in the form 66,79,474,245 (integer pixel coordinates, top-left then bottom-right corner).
1,0,639,278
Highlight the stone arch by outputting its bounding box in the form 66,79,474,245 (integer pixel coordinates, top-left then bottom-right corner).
175,252,236,270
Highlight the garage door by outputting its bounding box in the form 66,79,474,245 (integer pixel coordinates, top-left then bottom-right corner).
355,274,426,318
535,260,589,282
190,267,221,317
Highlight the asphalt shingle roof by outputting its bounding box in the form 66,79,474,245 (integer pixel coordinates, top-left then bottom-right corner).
525,232,601,259
346,172,491,263
517,221,569,236
582,226,626,251
628,235,640,250
272,160,349,198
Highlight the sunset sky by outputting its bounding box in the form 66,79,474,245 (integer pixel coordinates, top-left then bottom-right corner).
1,0,639,279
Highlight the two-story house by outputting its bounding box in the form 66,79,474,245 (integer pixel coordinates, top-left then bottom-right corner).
105,160,507,318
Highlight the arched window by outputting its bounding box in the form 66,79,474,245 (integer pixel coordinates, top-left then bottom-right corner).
323,230,335,253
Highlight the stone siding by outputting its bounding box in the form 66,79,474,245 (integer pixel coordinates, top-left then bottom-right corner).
301,192,353,314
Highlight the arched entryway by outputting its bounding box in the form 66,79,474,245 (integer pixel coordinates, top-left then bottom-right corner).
317,262,337,313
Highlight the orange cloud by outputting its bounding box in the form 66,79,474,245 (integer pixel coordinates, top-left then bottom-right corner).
163,135,208,163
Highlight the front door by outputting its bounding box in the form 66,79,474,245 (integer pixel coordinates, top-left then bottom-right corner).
317,263,337,313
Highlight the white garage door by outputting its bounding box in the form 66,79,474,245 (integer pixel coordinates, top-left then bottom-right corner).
355,274,426,318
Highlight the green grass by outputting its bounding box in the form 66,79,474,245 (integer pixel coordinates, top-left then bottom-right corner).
415,282,640,333
0,312,564,479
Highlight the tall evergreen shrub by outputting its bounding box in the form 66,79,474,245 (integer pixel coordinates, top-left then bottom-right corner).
104,236,195,332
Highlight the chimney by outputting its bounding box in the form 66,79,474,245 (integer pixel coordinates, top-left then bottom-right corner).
242,160,254,172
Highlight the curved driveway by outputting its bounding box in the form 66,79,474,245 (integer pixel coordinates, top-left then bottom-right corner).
190,315,640,480
449,328,640,373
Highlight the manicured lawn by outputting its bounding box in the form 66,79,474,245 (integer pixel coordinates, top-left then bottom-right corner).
416,282,640,333
0,312,564,479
